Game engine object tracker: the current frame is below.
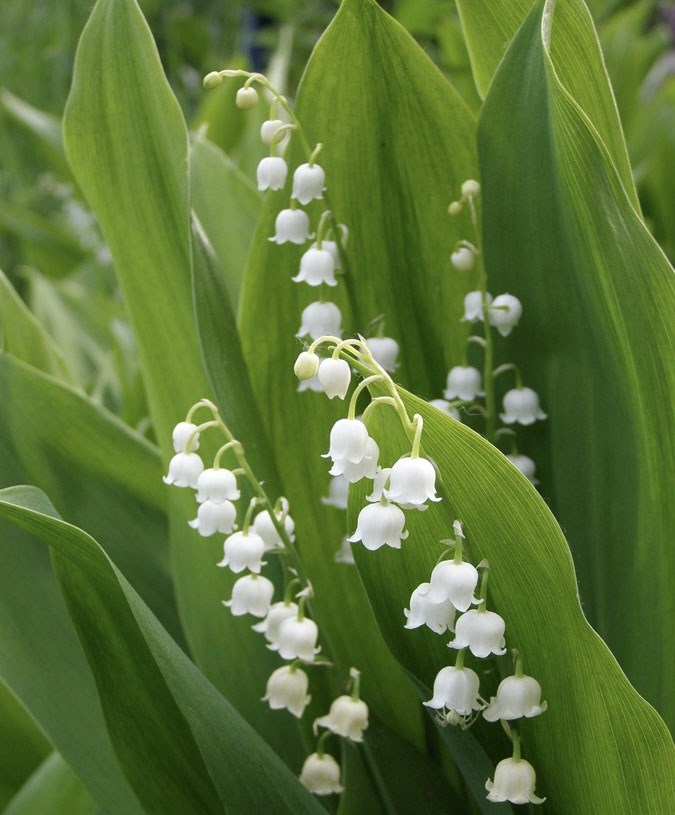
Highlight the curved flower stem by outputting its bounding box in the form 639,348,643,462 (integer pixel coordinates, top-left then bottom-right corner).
361,396,396,424
410,414,424,458
347,375,384,420
184,420,218,452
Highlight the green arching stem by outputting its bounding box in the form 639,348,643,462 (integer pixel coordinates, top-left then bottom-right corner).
348,375,384,419
350,669,362,701
308,143,323,166
184,420,218,453
214,439,243,469
315,209,333,248
361,396,396,424
511,729,522,761
297,595,307,622
493,362,523,389
453,535,464,565
315,729,333,758
242,497,262,535
283,578,302,605
477,562,491,610
513,650,524,678
410,414,424,458
455,648,466,670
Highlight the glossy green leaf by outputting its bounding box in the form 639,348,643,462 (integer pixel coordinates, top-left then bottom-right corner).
239,0,478,756
63,0,304,759
0,269,74,383
478,0,675,727
350,387,675,814
0,486,325,815
3,753,100,815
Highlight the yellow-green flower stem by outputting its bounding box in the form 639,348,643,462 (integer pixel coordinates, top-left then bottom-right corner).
308,143,323,167
214,439,243,469
350,669,362,701
455,648,466,670
297,595,308,623
315,210,333,248
316,729,334,758
347,375,384,420
465,192,497,443
361,397,396,424
242,497,264,535
513,650,524,678
183,420,218,453
493,362,523,389
283,578,303,605
410,414,424,458
477,562,491,611
511,729,522,761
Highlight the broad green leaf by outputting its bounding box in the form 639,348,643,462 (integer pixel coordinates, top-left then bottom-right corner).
0,269,74,384
478,0,675,727
63,0,304,760
238,0,477,758
350,387,675,814
456,0,638,208
190,133,261,307
0,681,50,810
0,486,325,815
3,753,99,815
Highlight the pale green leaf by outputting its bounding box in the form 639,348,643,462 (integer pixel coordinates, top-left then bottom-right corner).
3,753,100,815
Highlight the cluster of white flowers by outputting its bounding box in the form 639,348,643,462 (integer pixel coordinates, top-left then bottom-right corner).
440,180,546,484
164,397,369,798
404,520,546,804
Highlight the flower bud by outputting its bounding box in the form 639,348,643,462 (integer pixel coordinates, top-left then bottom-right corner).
451,247,476,272
235,86,258,109
294,351,320,380
260,119,285,145
461,179,481,198
488,293,522,337
172,421,200,452
202,71,223,89
448,201,462,216
462,290,492,322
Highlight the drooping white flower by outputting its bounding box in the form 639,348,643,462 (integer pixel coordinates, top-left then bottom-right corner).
163,452,204,488
252,600,299,644
424,665,484,716
425,560,479,611
462,290,492,322
296,301,342,340
263,665,311,718
348,502,408,550
330,437,379,483
252,509,295,551
172,421,200,452
449,608,507,658
292,247,337,287
317,358,351,399
217,531,266,574
404,582,456,634
451,246,476,272
195,468,240,503
321,474,350,509
235,86,258,109
260,119,285,145
506,453,539,484
366,467,391,502
429,399,461,420
486,758,545,805
483,674,547,722
294,351,320,380
188,499,237,537
314,695,369,742
365,337,399,372
385,456,441,510
310,239,340,269
272,615,320,661
488,293,523,337
324,418,369,464
334,537,355,564
500,387,547,425
292,163,326,205
269,208,312,245
299,753,344,796
443,366,484,401
256,156,288,191
223,573,274,617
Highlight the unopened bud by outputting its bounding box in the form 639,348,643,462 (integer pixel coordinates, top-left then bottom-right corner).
203,71,223,89
461,179,481,198
294,351,320,380
236,86,259,109
448,201,462,216
450,246,476,272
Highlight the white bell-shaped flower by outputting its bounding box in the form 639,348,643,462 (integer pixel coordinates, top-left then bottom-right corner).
424,665,484,716
506,453,539,484
292,162,325,205
488,293,523,337
315,695,369,742
269,208,312,245
483,674,547,722
348,501,408,550
385,456,441,510
425,560,479,611
500,387,547,425
262,665,311,718
188,499,237,537
260,119,285,145
451,247,476,272
317,358,351,399
294,350,320,380
321,474,350,509
366,467,391,502
292,247,336,287
462,290,492,322
195,468,240,503
223,573,274,617
334,537,355,564
310,239,340,269
217,530,266,574
330,437,379,483
486,758,545,805
163,452,204,488
272,615,320,661
297,374,324,393
299,753,344,796
429,399,461,420
172,421,200,452
365,337,399,372
252,509,295,551
449,608,507,658
323,418,369,465
296,301,342,339
252,600,299,644
256,156,287,191
444,366,485,401
404,582,456,634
